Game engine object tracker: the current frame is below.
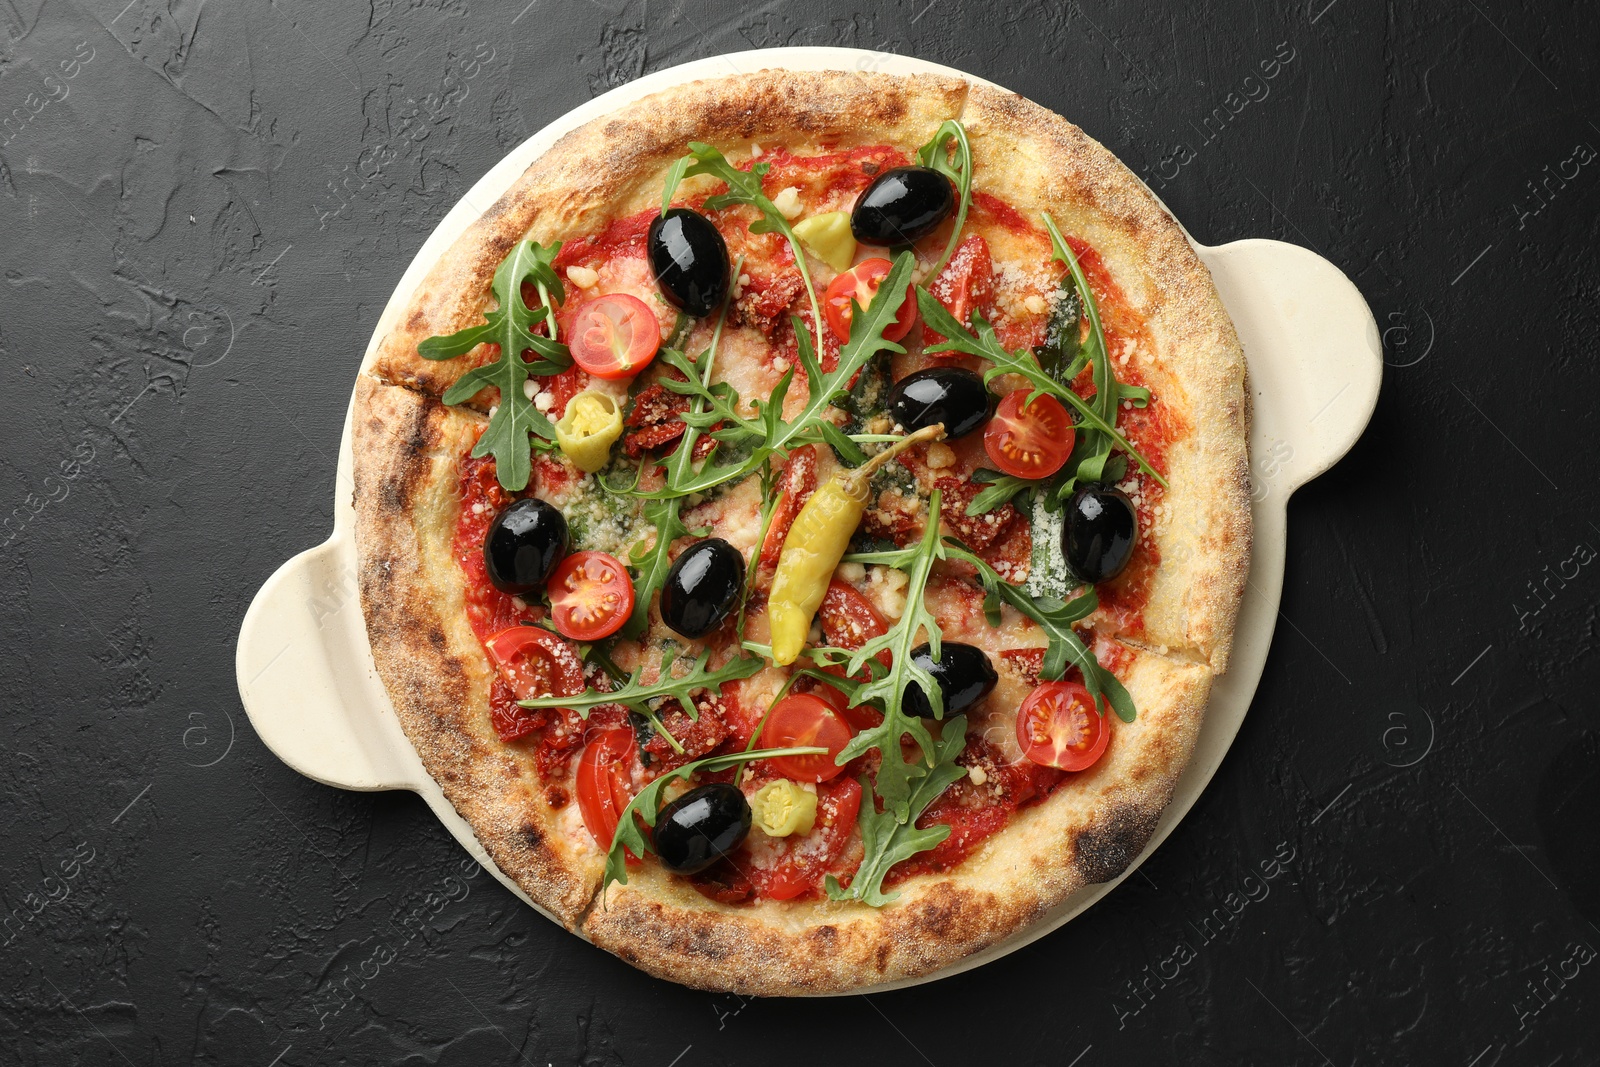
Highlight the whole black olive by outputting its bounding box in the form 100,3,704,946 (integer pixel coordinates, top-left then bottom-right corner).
886,367,991,439
654,783,751,874
483,498,569,595
1063,486,1138,583
850,166,955,246
661,538,745,638
903,642,999,719
647,208,730,317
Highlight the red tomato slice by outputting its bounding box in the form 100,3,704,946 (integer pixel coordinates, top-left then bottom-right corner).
755,777,863,900
823,258,916,344
818,580,892,671
760,694,855,783
547,551,634,641
1015,681,1110,771
759,445,819,567
482,625,585,701
923,234,995,344
576,726,635,849
568,293,661,379
983,389,1075,479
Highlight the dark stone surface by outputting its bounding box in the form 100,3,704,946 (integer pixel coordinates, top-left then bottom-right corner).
3,1,1597,1063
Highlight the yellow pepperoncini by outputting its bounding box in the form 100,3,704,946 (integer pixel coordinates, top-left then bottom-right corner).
554,390,623,473
751,780,817,837
792,211,856,273
768,425,944,665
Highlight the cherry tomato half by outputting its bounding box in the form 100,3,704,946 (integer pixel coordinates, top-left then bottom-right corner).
482,625,585,701
983,389,1075,480
1015,681,1110,771
568,293,662,379
823,258,916,344
760,693,855,783
576,726,636,850
759,445,819,568
546,551,634,641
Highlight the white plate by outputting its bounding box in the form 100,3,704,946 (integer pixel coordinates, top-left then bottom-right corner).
235,47,1380,994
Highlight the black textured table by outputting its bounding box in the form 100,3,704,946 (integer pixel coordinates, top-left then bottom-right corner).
5,2,1598,1064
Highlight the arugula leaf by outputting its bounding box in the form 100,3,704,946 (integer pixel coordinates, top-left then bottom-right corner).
419,239,571,491
664,142,824,358
825,716,969,906
622,496,686,639
519,645,764,718
1040,212,1138,487
603,743,827,894
966,469,1036,517
916,288,1168,489
915,119,973,280
832,494,948,823
942,541,1136,722
647,252,918,500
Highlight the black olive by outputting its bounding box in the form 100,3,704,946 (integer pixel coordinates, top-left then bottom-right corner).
1063,486,1138,583
850,166,955,246
661,538,745,639
647,208,730,317
886,367,990,439
483,498,569,595
903,642,999,719
653,783,751,874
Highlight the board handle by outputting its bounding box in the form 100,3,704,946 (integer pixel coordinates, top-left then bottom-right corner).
1198,239,1381,495
235,534,425,792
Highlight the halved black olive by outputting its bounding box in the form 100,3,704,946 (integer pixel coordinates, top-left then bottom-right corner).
647,208,730,317
903,642,999,719
1063,485,1138,583
886,367,990,439
850,166,954,246
483,498,569,595
654,783,751,874
661,538,745,639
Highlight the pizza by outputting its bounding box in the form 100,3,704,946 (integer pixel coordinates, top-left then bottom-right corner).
351,69,1249,995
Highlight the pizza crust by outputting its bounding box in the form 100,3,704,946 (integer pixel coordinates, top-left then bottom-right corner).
349,68,1250,993
352,378,602,926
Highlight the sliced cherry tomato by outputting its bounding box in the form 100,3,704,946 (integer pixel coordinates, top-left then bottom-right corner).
923,234,995,344
823,258,916,344
760,693,854,783
576,726,636,850
1015,681,1110,771
818,580,892,671
983,389,1075,479
546,551,634,641
482,625,585,701
754,777,863,900
568,293,661,379
759,445,819,567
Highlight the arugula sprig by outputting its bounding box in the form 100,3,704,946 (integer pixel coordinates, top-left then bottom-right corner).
828,716,969,906
661,142,825,358
419,239,572,491
830,498,949,811
644,252,918,499
518,646,763,719
602,743,827,894
915,119,973,279
941,540,1135,722
918,290,1165,489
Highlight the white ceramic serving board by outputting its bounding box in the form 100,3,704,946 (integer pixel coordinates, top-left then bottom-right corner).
235,48,1380,995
